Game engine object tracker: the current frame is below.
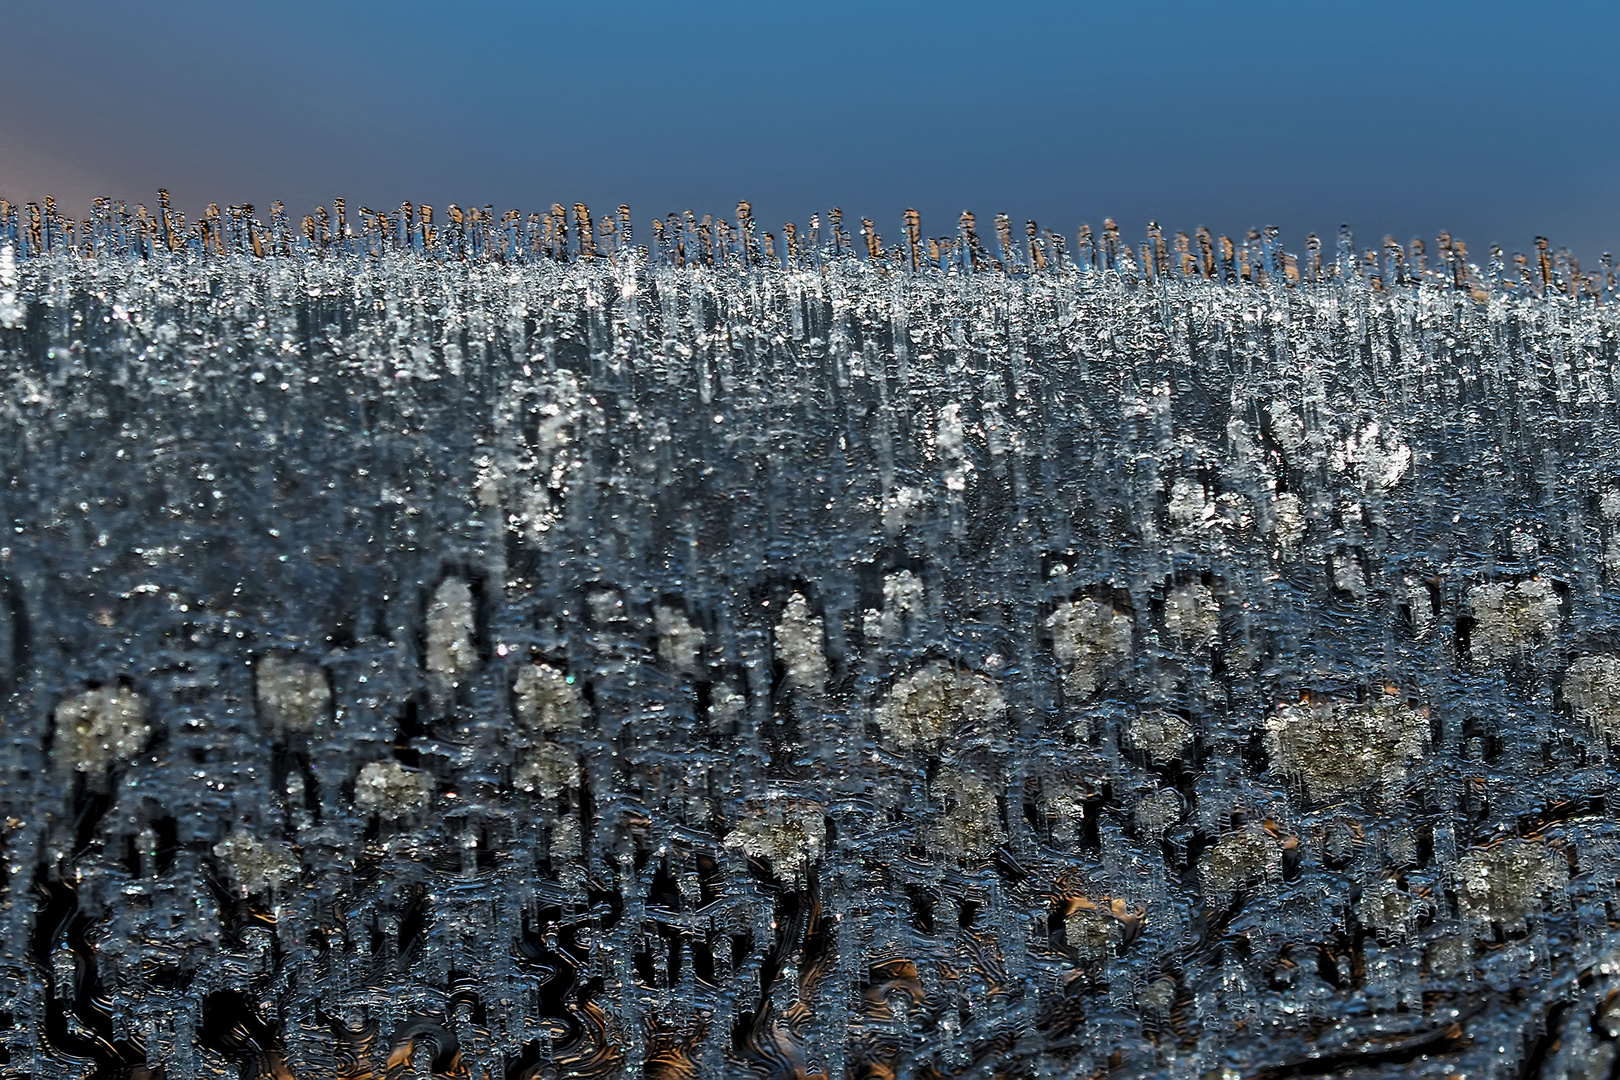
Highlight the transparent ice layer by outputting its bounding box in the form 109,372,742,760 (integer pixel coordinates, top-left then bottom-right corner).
1,220,1619,1078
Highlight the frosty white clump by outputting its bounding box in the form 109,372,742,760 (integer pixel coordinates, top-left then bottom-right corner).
1123,711,1194,765
213,829,299,896
1465,579,1561,662
1562,654,1620,745
1133,788,1185,841
1356,879,1416,941
1167,478,1215,530
723,797,826,880
514,742,577,800
873,661,1006,752
55,685,149,775
1162,582,1218,646
1047,598,1132,700
254,655,330,738
1264,692,1427,800
1455,839,1566,927
1199,826,1280,902
425,576,478,682
354,761,433,818
864,569,924,642
774,592,828,693
513,662,585,733
930,766,1006,857
654,605,705,673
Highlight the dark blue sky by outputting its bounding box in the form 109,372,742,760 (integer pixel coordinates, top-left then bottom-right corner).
4,0,1618,262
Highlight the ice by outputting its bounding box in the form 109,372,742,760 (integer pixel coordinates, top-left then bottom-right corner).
0,195,1619,1077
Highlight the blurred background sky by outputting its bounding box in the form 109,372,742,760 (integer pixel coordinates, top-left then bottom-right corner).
2,0,1617,262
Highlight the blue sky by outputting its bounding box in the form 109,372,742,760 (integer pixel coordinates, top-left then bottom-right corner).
3,0,1618,262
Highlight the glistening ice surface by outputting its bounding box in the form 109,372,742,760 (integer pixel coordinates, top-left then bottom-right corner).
1,205,1620,1079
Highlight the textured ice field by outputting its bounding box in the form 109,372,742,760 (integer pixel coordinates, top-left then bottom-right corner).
1,214,1620,1077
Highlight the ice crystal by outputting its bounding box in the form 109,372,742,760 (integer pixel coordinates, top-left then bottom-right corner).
512,662,586,733
1264,692,1429,800
1455,840,1568,927
53,685,149,776
1047,597,1134,700
354,760,434,819
873,661,1006,752
1562,654,1620,747
254,654,331,738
